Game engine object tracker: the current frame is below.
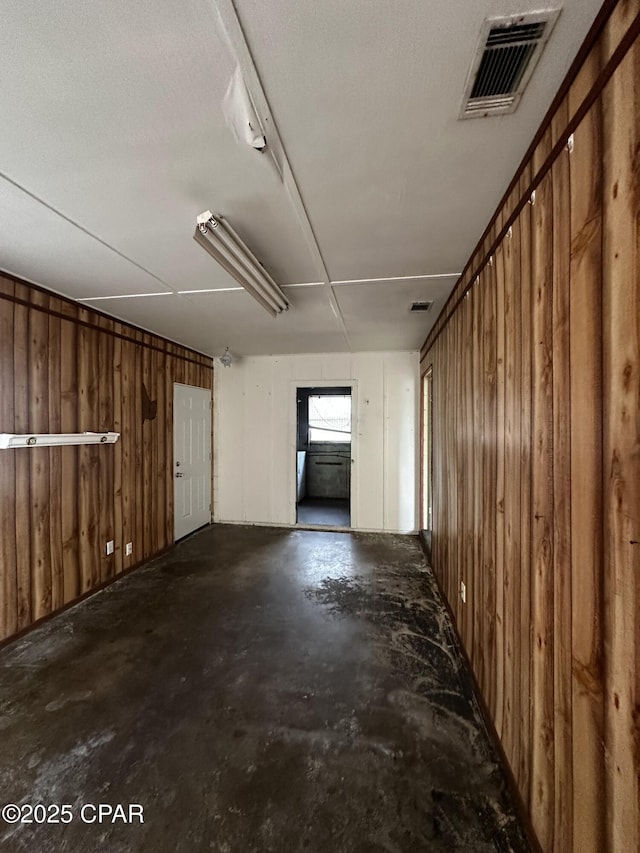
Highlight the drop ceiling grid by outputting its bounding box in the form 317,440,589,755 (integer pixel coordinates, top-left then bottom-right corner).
0,178,173,299
332,277,453,350
234,0,603,281
0,0,320,301
82,284,350,356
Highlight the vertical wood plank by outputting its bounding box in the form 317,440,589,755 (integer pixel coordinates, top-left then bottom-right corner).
494,243,506,738
48,297,64,613
462,291,474,652
98,318,115,582
142,336,152,559
518,197,533,804
482,262,497,718
113,324,123,575
570,99,606,853
602,38,640,853
121,338,135,567
502,218,521,782
472,277,484,683
60,307,79,604
77,310,100,593
0,281,17,640
530,154,555,849
551,110,574,850
28,291,52,622
135,333,144,560
149,343,158,553
451,298,460,626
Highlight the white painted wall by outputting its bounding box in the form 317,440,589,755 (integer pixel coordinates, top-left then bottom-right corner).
213,352,419,533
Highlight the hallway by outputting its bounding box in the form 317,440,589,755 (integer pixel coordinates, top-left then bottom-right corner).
0,526,528,852
297,497,351,527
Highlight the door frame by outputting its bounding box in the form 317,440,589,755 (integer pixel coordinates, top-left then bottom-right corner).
290,379,358,527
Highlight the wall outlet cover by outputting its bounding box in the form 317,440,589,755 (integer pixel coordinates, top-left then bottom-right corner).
125,542,133,556
106,540,115,556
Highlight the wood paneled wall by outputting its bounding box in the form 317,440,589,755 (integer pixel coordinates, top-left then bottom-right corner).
420,2,639,851
0,275,213,644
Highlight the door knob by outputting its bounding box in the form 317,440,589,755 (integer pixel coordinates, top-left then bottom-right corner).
175,472,184,478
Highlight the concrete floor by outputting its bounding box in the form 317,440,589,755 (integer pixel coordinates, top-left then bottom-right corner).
297,497,351,527
0,525,529,853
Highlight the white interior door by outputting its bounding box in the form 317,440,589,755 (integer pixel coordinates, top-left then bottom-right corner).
174,383,211,540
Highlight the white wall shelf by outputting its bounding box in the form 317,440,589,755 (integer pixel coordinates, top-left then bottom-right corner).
0,432,120,449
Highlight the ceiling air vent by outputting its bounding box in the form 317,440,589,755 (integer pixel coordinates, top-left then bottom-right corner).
410,301,433,313
460,10,561,119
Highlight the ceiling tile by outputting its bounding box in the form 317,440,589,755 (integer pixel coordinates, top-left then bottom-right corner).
235,0,602,281
334,277,454,350
82,284,347,356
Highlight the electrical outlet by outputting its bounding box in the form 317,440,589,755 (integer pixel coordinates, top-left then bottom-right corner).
460,581,466,604
106,540,115,556
125,542,133,556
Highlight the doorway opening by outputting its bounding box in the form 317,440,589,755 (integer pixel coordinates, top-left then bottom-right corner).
296,387,352,527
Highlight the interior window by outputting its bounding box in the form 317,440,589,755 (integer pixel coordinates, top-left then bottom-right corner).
308,395,351,443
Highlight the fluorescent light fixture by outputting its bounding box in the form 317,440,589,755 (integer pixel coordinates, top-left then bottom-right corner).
0,432,120,449
194,211,289,317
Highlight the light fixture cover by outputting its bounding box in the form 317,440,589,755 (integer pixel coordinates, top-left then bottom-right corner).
194,212,290,317
219,347,233,368
222,65,283,180
223,66,266,151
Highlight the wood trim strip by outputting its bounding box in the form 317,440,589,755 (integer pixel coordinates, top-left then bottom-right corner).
0,281,212,370
421,4,640,359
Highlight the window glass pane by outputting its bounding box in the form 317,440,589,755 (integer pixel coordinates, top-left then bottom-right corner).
308,395,351,443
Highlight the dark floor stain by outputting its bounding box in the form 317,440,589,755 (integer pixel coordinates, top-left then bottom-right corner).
0,525,530,852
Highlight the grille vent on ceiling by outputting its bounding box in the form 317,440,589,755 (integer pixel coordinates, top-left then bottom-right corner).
460,10,561,118
410,301,433,313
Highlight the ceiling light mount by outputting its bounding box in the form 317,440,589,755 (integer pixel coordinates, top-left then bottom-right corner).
219,347,233,368
194,211,290,317
222,65,282,179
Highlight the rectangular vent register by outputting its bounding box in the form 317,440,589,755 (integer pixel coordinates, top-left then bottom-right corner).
460,10,560,118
